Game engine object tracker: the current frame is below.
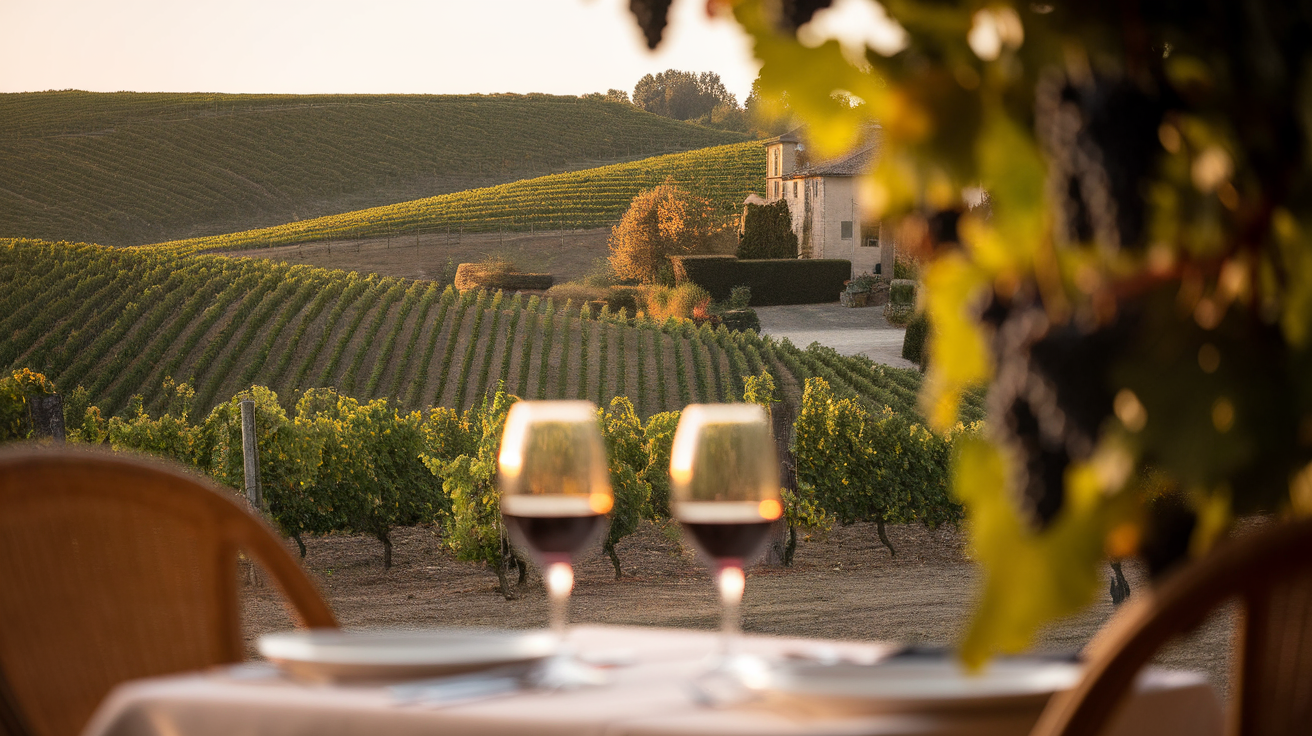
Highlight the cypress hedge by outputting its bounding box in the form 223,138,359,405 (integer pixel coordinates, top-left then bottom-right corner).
669,255,850,306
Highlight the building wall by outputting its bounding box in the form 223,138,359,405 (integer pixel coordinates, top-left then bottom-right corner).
765,142,799,201
816,178,875,277
762,143,896,280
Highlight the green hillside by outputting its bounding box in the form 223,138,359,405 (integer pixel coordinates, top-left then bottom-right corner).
0,91,748,246
2,239,975,424
143,142,766,256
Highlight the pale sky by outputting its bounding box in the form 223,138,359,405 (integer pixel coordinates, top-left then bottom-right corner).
0,0,766,103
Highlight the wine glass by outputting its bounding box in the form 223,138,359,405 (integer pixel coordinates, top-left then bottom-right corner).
669,403,781,675
497,400,612,645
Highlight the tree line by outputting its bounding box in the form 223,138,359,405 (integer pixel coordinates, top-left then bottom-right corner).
583,69,794,138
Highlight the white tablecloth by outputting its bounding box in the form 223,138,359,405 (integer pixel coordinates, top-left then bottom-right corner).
82,625,1224,736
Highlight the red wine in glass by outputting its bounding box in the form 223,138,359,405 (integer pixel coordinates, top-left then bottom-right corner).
669,404,781,664
497,401,613,641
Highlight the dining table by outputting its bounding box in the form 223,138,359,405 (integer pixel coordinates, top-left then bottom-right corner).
81,624,1224,736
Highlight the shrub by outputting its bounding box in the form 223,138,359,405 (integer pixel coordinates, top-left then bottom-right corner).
893,256,920,281
608,183,728,284
902,312,930,368
670,255,851,305
644,282,711,322
727,285,752,309
196,387,327,556
721,309,761,333
845,273,879,293
741,370,777,407
890,279,917,305
545,282,608,305
737,199,799,259
605,286,642,316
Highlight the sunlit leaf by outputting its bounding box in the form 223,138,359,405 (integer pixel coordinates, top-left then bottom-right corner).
921,253,991,431
955,437,1127,668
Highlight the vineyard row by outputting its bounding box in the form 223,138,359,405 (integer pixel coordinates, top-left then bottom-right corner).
1,239,984,425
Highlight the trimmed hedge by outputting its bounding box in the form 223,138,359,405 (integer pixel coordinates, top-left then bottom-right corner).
454,264,553,292
902,312,930,367
670,255,851,306
890,279,917,305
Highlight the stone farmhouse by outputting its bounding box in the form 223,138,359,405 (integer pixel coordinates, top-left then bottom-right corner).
754,126,894,279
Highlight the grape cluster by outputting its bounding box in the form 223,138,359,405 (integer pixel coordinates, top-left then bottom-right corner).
979,288,1136,529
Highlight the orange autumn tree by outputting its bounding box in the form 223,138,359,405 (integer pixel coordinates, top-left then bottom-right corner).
609,182,727,285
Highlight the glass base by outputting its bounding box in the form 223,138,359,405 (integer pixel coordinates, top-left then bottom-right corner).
534,651,609,690
689,652,771,707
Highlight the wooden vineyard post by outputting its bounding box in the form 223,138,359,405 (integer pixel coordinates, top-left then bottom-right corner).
762,401,797,567
28,394,65,442
239,400,262,511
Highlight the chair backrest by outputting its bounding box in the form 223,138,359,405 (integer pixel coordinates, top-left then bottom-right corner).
1030,517,1312,736
0,445,337,736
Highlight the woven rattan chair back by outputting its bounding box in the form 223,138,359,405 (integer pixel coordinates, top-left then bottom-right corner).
1031,517,1312,736
0,445,336,736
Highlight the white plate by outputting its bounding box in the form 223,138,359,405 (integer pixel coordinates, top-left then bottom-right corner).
751,657,1083,715
258,629,557,683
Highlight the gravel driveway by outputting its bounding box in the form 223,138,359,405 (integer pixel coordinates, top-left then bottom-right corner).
755,302,916,370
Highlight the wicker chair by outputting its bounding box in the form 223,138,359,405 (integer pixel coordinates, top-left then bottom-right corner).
1031,516,1312,736
0,445,337,736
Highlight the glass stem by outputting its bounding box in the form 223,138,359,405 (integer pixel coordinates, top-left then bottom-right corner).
545,560,574,641
717,564,745,659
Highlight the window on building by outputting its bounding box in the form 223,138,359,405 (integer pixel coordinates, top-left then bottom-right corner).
793,181,798,197
841,221,854,239
773,181,780,198
863,235,879,248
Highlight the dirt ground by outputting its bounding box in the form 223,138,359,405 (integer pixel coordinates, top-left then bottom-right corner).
218,227,616,284
241,521,1235,699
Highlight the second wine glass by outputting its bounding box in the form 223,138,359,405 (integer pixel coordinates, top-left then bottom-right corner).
669,403,781,669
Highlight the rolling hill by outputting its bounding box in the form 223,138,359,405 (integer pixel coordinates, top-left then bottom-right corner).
2,239,977,425
0,91,748,247
143,142,766,257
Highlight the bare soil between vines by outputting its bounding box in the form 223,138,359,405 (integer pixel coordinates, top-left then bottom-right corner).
241,521,1234,697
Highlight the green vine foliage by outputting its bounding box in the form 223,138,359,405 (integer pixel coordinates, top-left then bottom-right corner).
741,369,778,408
741,369,831,564
293,389,436,570
779,485,832,566
599,397,652,579
0,368,56,441
794,378,966,557
640,410,681,519
422,386,524,599
196,387,323,556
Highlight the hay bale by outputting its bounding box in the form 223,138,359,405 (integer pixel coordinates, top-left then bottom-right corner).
454,263,554,292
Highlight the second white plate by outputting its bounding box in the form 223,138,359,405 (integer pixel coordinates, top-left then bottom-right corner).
258,628,557,683
752,657,1083,715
